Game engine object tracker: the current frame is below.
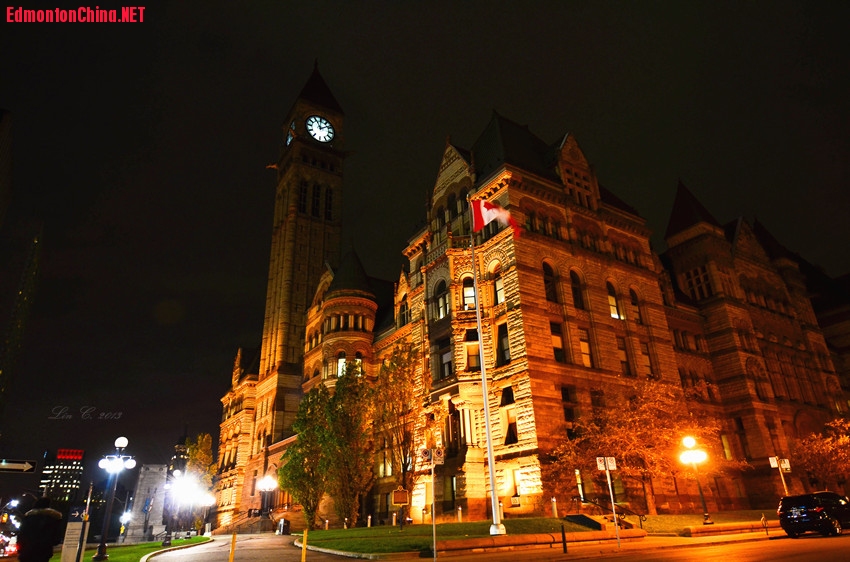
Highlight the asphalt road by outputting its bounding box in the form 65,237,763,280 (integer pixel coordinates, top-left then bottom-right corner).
148,531,850,562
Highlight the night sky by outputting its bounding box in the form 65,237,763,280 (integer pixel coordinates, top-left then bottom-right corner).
1,1,848,498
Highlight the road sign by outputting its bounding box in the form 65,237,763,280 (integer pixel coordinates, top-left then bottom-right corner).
433,448,445,465
0,459,37,473
779,458,791,473
596,456,616,471
421,448,432,462
769,456,779,468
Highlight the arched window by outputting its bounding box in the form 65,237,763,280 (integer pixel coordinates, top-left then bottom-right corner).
629,289,642,324
336,351,346,377
607,282,623,320
462,278,476,310
398,295,410,326
570,271,585,310
493,266,505,305
435,281,450,319
543,263,558,303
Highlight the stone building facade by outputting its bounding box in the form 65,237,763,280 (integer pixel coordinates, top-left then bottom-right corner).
214,69,848,530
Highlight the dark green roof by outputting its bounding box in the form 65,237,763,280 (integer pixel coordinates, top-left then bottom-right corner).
298,63,344,115
665,180,721,239
471,111,559,182
326,248,374,298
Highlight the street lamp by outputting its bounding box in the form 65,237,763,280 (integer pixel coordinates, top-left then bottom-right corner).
93,436,136,560
679,436,713,525
257,475,278,518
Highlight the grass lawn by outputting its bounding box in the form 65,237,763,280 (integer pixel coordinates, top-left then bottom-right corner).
48,536,210,562
302,511,779,553
302,518,589,553
630,509,778,535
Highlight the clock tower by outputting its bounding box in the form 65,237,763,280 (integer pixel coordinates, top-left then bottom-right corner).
257,64,345,444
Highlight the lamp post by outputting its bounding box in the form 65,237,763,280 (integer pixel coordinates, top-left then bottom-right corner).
93,436,136,560
679,436,713,525
257,475,278,519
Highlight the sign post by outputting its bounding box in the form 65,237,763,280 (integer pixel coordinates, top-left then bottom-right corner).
769,456,790,496
596,456,620,549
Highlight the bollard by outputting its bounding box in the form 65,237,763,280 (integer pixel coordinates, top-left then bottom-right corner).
368,514,372,528
324,519,329,530
301,528,308,562
228,532,237,562
457,506,462,523
344,517,348,529
392,512,397,526
551,496,558,518
561,523,567,553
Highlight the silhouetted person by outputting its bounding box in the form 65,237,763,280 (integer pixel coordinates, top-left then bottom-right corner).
17,497,63,562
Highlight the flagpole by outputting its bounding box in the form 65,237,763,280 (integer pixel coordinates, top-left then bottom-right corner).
469,197,506,536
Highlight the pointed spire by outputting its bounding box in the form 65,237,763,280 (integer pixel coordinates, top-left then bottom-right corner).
297,62,344,114
665,180,721,239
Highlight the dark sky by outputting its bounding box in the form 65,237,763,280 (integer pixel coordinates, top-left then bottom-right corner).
1,1,848,497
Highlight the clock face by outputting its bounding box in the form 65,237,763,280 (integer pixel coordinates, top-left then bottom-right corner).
306,115,334,143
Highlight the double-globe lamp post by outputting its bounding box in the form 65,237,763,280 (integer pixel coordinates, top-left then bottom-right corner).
93,436,136,561
679,436,713,525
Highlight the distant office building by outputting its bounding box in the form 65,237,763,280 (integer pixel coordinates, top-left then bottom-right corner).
39,449,84,502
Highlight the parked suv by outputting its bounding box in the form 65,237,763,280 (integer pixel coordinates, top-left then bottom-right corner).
777,491,850,537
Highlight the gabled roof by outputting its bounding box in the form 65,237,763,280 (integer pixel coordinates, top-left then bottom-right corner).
297,62,344,115
471,111,559,182
665,180,721,239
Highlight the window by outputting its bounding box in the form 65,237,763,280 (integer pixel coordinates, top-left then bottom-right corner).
501,387,518,445
398,295,410,326
430,338,454,382
578,328,593,367
629,290,642,324
493,267,505,305
462,278,476,310
562,385,578,439
465,329,480,371
639,342,655,378
607,282,623,319
336,351,346,377
298,182,308,213
684,266,713,300
616,337,632,377
503,408,518,445
570,271,585,310
434,281,450,319
324,188,333,220
311,184,321,217
590,389,606,425
496,323,510,366
551,322,566,363
543,263,558,302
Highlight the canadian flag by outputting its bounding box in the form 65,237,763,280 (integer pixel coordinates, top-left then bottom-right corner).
471,199,521,237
